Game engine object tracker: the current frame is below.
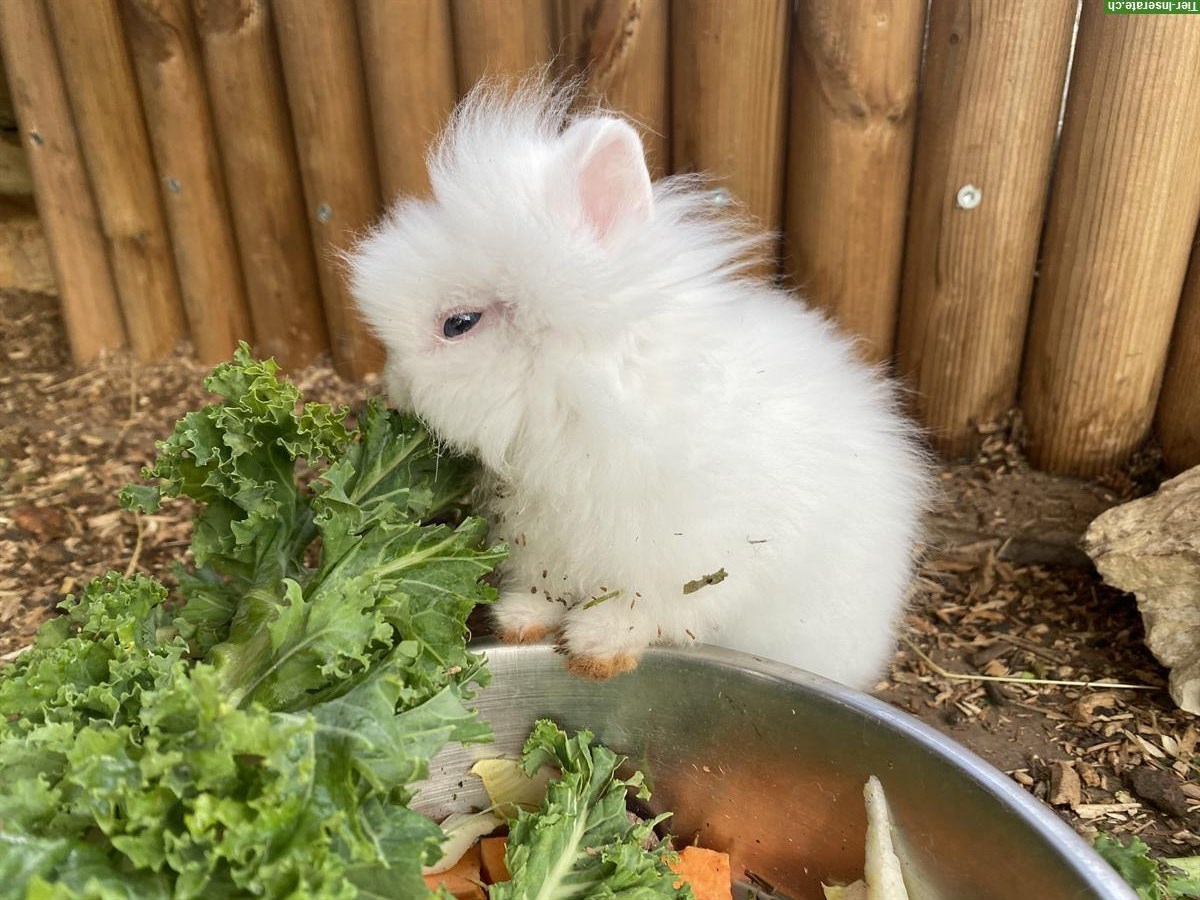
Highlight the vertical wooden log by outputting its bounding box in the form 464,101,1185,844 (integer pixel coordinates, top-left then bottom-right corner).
672,0,789,238
0,0,125,364
894,0,1076,455
1157,243,1200,473
1020,10,1200,476
274,0,384,380
46,0,186,362
450,0,554,94
192,0,328,369
121,0,252,364
556,0,670,176
784,0,924,362
357,0,457,203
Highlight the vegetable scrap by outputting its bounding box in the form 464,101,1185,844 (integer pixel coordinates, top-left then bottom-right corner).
470,756,555,819
582,588,622,609
423,721,697,898
479,837,510,884
438,721,923,900
682,568,728,595
487,721,691,900
425,843,486,900
819,777,912,900
669,847,733,900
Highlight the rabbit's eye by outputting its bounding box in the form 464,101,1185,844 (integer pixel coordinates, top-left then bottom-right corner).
443,311,482,338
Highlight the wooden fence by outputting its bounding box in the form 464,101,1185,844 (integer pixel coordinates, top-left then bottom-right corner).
2,0,1199,477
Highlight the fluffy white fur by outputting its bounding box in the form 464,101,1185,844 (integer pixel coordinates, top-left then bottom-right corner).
349,81,932,689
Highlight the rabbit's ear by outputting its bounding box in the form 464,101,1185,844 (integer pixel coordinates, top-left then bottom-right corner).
560,116,652,241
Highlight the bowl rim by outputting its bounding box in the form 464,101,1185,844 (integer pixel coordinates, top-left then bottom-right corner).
471,638,1138,900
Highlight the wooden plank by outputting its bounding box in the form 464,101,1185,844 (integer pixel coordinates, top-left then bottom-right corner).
895,0,1075,454
274,0,384,379
450,0,554,94
0,0,125,363
1020,9,1200,475
121,0,252,364
1157,241,1200,474
47,0,186,362
672,0,789,245
357,0,457,203
556,0,670,176
192,0,328,369
785,0,924,362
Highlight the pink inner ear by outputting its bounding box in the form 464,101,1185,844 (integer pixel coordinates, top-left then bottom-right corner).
572,119,653,242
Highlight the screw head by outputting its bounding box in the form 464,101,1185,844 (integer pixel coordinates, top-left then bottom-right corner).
709,188,733,208
316,203,333,223
956,184,982,210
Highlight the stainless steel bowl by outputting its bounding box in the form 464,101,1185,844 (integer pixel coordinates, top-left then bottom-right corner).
414,642,1135,899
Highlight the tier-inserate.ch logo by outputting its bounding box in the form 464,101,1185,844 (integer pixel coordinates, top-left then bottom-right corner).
1105,0,1200,12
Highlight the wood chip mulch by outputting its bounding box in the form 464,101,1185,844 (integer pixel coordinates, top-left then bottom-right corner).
2,288,1196,859
879,414,1198,857
882,543,1198,855
0,289,365,659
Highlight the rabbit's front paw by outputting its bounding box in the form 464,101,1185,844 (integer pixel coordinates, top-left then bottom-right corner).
558,599,651,679
564,652,639,680
492,591,566,644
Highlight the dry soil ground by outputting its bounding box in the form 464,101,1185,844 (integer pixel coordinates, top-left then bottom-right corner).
1,289,1196,863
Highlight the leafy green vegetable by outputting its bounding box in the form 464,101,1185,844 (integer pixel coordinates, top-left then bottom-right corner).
1,345,504,898
1,346,708,900
1095,835,1200,900
491,720,693,900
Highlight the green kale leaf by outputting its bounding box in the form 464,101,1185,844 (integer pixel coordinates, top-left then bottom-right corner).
1095,834,1200,900
492,720,693,900
2,345,505,899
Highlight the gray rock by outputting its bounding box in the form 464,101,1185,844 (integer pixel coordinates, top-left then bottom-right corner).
1082,466,1200,713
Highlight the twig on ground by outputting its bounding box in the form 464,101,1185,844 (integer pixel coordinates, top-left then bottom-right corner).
1,645,30,662
902,637,1159,692
996,632,1066,663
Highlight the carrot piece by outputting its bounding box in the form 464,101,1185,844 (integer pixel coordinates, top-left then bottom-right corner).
479,835,510,884
423,843,486,899
669,846,733,900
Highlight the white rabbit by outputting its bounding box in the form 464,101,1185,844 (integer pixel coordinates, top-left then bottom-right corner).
349,80,932,689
